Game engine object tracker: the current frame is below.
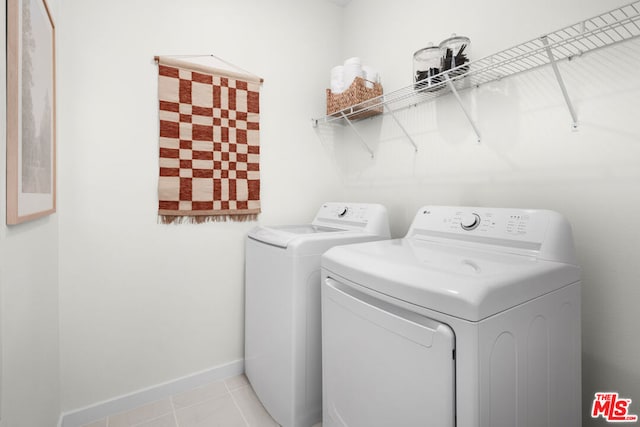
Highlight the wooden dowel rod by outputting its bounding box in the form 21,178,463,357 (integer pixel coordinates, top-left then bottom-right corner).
153,55,264,83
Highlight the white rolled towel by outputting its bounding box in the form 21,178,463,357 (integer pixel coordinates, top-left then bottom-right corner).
362,65,379,88
342,57,363,90
330,65,344,94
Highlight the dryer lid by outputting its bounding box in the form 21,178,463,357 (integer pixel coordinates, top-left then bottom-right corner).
322,237,580,322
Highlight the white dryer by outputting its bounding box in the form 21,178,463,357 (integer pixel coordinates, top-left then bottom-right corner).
321,206,581,427
245,202,390,427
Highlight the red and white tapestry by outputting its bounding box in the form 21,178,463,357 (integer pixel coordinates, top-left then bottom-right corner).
156,56,261,223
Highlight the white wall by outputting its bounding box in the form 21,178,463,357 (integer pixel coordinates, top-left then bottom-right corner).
334,0,640,423
57,0,345,412
0,0,61,426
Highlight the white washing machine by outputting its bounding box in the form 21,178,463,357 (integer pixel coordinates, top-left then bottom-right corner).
245,202,390,427
321,206,581,427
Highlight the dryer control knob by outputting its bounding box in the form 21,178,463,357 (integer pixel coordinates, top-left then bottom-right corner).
338,207,349,217
461,213,481,230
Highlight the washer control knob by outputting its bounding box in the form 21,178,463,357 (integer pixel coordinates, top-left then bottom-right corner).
338,207,349,217
461,213,481,231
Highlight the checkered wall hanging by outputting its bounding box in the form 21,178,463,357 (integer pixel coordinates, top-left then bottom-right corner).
156,56,262,224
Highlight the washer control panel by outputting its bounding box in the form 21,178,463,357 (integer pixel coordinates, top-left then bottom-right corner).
313,203,391,236
316,204,371,222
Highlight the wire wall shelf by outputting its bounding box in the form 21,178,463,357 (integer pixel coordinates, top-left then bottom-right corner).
312,1,640,155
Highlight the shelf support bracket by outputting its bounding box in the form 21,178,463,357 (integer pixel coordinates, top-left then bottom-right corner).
340,111,374,158
445,75,481,143
384,105,418,152
541,36,578,130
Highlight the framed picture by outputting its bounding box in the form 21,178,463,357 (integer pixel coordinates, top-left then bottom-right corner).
6,0,56,224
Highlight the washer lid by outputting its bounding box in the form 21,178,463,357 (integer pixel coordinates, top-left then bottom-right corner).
321,238,580,322
247,202,390,250
248,224,343,248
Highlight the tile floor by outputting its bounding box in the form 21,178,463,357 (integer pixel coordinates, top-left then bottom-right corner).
81,374,322,427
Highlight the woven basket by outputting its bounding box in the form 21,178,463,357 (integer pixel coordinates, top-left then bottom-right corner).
326,77,383,120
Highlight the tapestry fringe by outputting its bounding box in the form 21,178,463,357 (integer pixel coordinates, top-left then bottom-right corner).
158,214,258,225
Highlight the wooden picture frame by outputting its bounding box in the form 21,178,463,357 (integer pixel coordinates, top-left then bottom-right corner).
6,0,56,224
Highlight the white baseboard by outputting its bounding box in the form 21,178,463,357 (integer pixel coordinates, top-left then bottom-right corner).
59,359,244,427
